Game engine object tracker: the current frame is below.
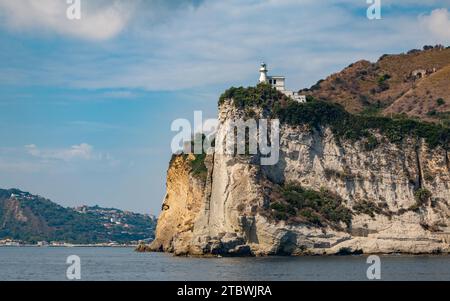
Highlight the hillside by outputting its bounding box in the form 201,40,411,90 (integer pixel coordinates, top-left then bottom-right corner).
302,45,450,125
384,65,450,124
0,188,156,244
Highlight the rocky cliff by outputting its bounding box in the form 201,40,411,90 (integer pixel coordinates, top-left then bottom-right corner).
148,85,450,256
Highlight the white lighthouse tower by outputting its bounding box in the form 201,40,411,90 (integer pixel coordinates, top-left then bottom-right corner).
258,62,306,103
259,63,268,83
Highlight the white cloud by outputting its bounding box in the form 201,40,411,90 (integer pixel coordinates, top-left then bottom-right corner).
25,143,94,161
0,144,120,174
0,0,205,41
1,1,449,91
0,0,135,41
59,0,438,90
420,8,450,41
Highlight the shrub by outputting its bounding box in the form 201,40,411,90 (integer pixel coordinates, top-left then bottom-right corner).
269,183,352,228
437,98,445,106
377,74,391,84
270,202,296,215
306,95,316,103
298,208,322,226
270,202,296,221
378,82,390,92
414,188,432,205
270,202,286,212
407,49,421,54
189,153,207,179
364,134,379,151
427,110,437,116
181,134,211,180
352,200,383,218
274,212,288,221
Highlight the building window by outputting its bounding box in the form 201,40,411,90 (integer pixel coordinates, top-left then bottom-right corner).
273,79,277,84
269,80,272,84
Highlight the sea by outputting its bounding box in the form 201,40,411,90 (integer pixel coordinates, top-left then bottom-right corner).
0,247,449,281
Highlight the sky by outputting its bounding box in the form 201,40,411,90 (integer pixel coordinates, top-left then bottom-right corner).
0,0,449,214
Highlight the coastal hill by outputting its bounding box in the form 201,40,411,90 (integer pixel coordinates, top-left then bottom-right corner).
303,45,450,124
146,59,449,256
0,188,156,244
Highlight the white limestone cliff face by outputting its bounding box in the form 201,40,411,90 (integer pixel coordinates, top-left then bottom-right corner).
148,101,450,256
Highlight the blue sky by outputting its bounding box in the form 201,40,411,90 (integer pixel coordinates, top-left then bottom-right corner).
0,0,449,214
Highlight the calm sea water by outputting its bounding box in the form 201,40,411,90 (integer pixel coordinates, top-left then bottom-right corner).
0,247,449,281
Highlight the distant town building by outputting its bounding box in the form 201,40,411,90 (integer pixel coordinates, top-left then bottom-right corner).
258,63,306,103
74,205,88,214
0,239,22,246
37,241,49,247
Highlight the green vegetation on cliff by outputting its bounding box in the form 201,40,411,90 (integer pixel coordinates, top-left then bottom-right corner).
219,83,290,108
180,134,211,181
352,200,387,218
220,84,449,150
189,153,208,179
268,183,352,229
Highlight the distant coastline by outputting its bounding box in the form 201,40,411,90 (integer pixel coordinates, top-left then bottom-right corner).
0,245,137,248
1,188,156,246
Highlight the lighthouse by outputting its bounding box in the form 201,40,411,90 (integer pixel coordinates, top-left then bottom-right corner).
258,62,285,91
258,63,306,103
259,62,268,83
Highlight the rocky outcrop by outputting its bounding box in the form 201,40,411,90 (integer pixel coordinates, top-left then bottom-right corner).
147,101,450,256
148,155,207,255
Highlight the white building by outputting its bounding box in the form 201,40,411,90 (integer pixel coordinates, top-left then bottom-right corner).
259,63,306,103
